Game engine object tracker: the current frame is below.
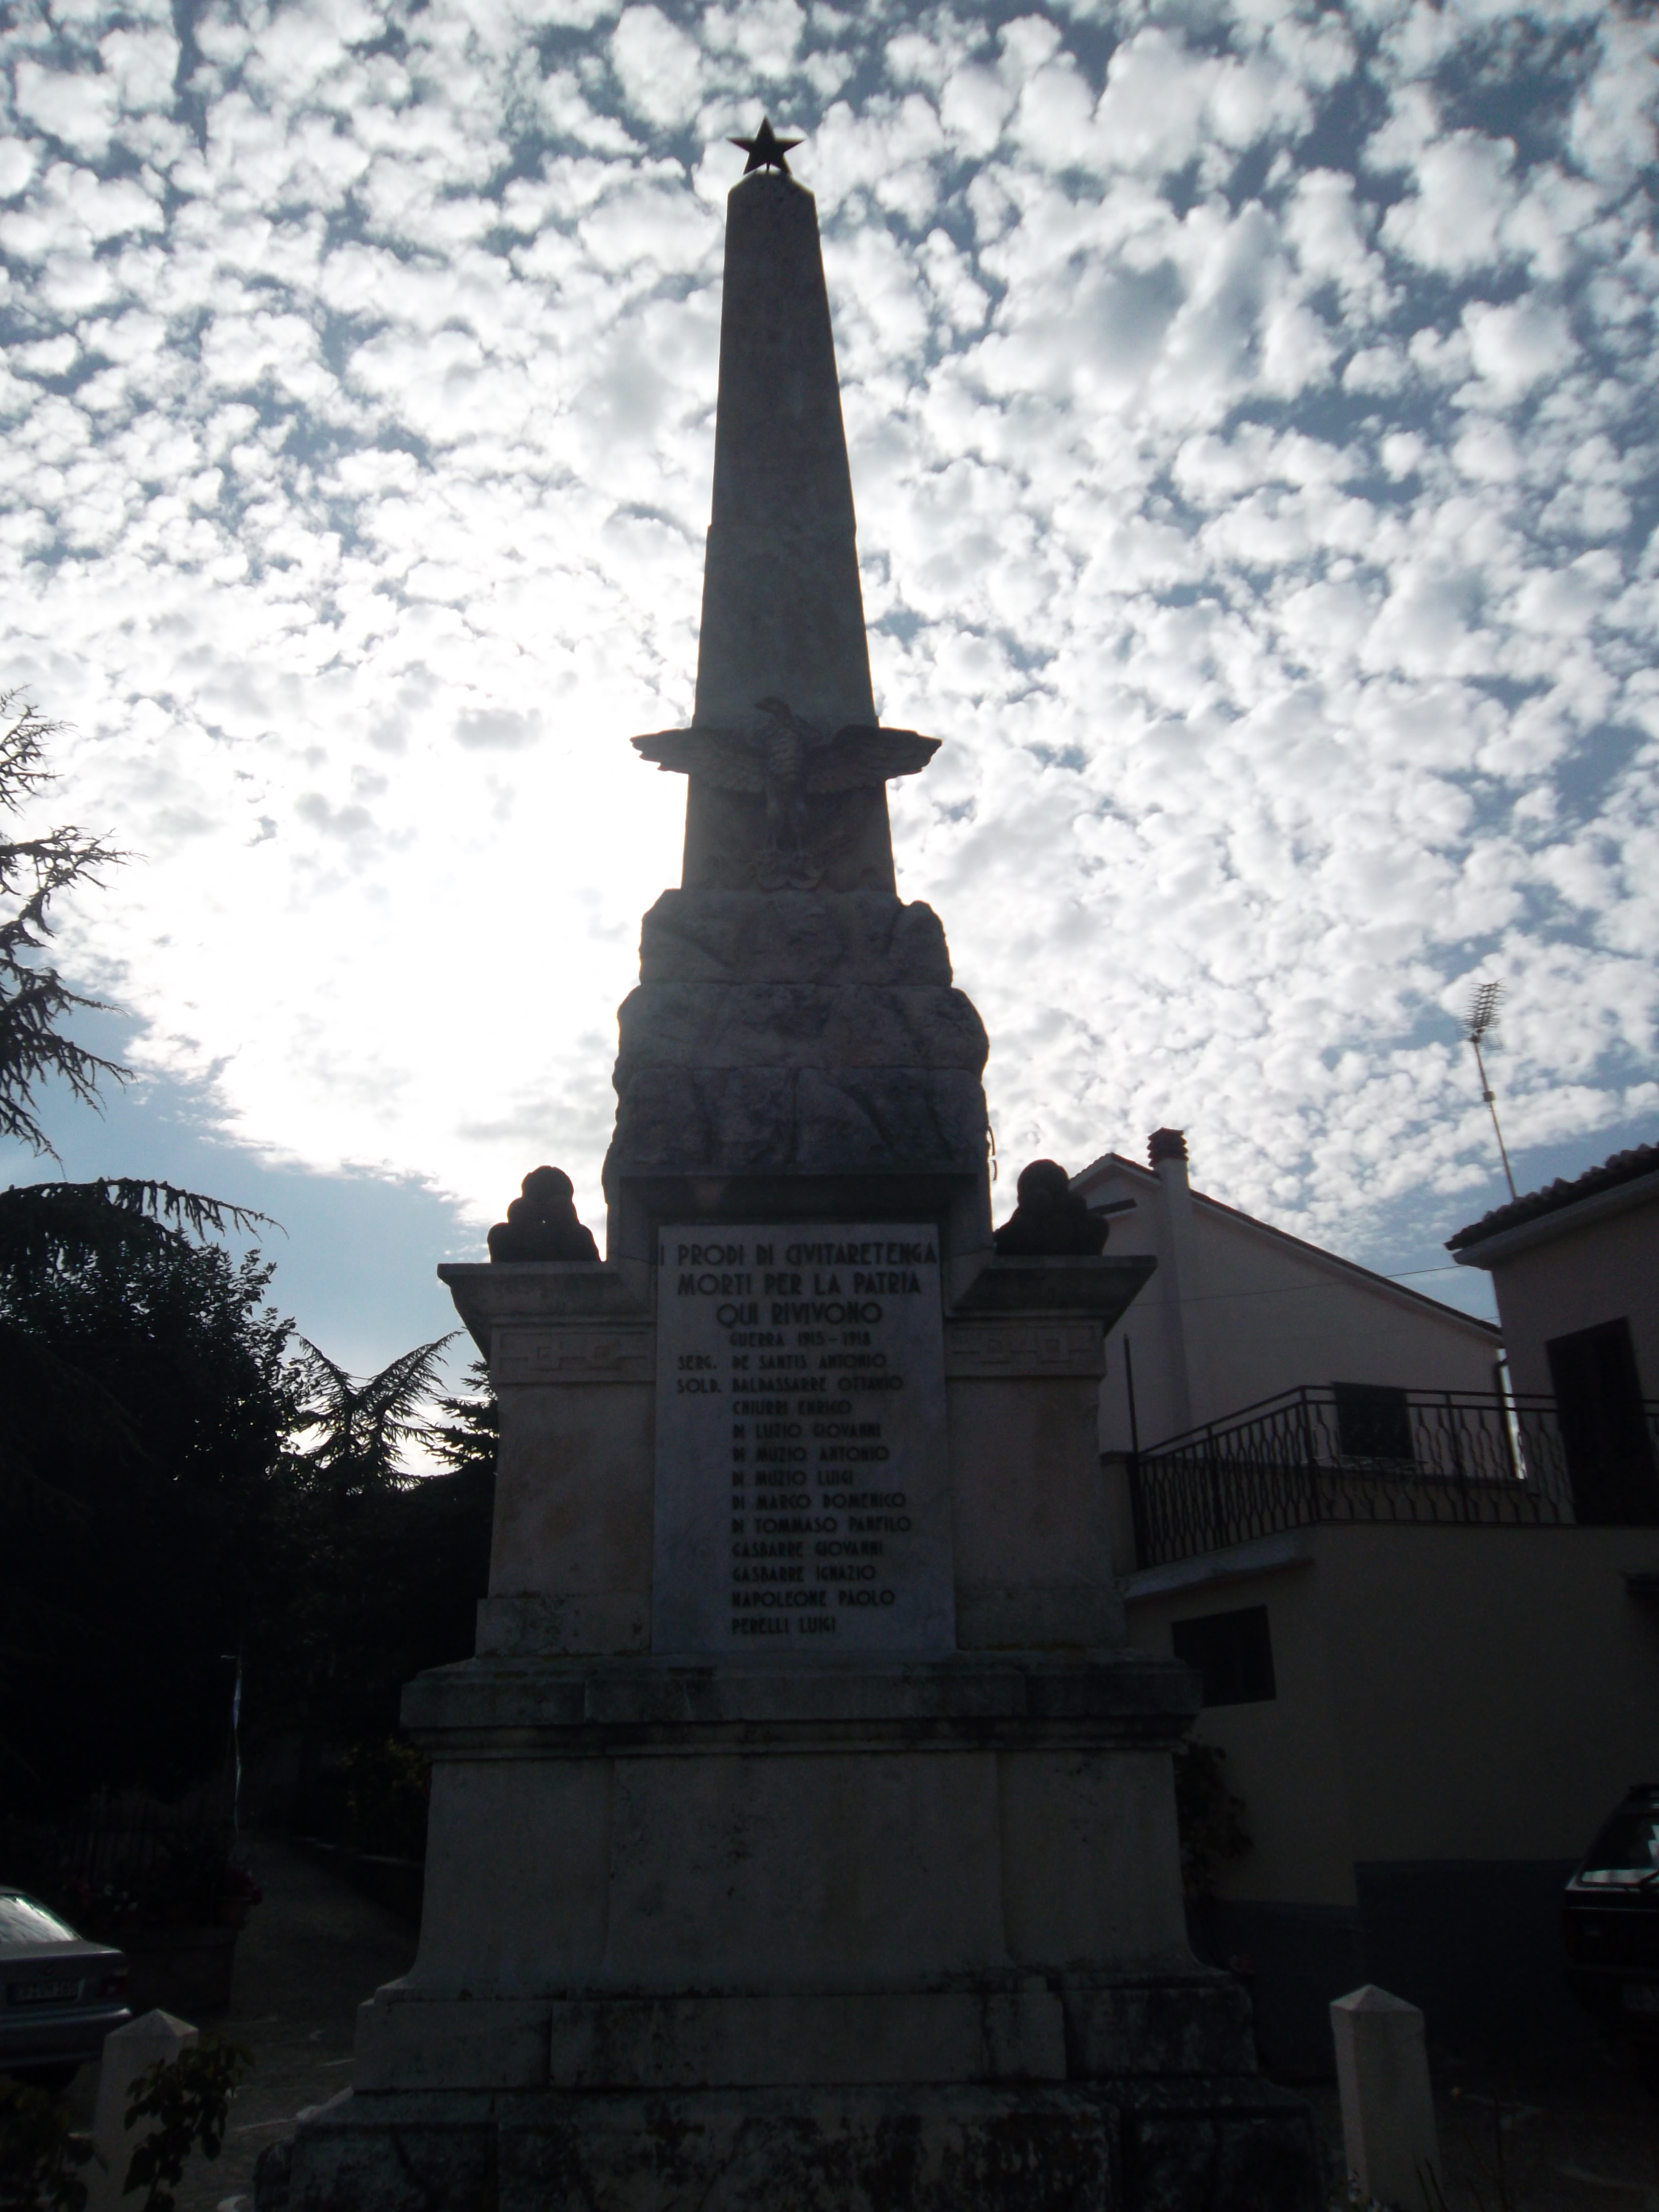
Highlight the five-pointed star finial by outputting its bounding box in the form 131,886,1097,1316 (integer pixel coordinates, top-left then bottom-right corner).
729,117,802,175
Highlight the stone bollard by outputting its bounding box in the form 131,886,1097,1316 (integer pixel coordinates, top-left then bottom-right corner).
91,2008,199,2212
1330,1984,1441,2211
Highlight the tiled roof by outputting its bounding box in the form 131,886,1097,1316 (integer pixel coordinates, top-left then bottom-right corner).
1447,1140,1659,1252
1072,1152,1496,1333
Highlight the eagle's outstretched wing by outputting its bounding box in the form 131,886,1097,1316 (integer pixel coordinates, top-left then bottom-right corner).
805,725,941,792
631,727,768,794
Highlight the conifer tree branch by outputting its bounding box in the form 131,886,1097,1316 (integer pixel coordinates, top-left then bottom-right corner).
0,690,131,1156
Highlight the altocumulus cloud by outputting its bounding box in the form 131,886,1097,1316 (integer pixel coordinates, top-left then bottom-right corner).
2,0,1656,1257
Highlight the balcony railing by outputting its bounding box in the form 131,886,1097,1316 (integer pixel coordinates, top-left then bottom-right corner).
1125,1384,1659,1571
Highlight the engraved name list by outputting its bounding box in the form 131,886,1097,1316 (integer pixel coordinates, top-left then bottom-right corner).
651,1223,954,1654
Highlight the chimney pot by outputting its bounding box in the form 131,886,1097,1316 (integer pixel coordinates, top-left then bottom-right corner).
1148,1128,1188,1167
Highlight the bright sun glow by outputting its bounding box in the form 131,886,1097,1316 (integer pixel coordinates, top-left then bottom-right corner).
4,0,1656,1250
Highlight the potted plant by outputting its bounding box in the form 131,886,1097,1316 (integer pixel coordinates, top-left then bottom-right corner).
54,1833,262,2016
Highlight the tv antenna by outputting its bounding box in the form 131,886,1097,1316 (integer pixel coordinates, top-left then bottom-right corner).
1464,981,1518,1201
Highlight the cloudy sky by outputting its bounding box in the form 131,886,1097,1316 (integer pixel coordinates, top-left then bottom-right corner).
4,0,1656,1372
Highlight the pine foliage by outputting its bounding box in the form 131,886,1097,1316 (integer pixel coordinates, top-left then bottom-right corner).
0,692,128,1153
429,1358,500,1479
291,1333,459,1496
0,704,495,1815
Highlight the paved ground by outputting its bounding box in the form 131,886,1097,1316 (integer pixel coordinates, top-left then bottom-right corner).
58,1835,415,2212
1301,2047,1659,2208
44,1843,1659,2210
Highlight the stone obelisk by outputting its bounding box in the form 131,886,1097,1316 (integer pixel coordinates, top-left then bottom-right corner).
274,126,1320,2212
602,147,993,1286
694,155,875,739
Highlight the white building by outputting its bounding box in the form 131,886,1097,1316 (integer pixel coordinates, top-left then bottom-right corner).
1082,1132,1659,2072
1072,1130,1502,1453
1450,1139,1658,1525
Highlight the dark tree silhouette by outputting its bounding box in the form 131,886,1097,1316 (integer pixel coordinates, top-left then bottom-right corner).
0,700,494,1821
0,1181,280,1717
0,692,129,1155
283,1339,493,1832
291,1334,458,1499
429,1359,499,1480
0,1192,298,1811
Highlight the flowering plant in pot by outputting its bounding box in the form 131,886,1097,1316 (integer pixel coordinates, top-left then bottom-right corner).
56,1834,263,1937
52,1835,263,2016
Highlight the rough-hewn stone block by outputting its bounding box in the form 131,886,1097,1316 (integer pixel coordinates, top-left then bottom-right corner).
609,1066,988,1178
1059,1975,1257,2078
354,1991,549,2091
277,2080,1324,2212
615,981,989,1074
542,1988,1067,2088
638,890,952,986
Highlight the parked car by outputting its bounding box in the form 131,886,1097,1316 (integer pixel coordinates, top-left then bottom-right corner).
1564,1783,1659,2064
1,1887,132,2092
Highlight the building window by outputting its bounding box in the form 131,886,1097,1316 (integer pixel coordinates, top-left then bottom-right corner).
1171,1605,1276,1706
1547,1318,1658,1527
1332,1381,1414,1464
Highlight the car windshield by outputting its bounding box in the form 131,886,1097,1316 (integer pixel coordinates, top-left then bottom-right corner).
1580,1807,1659,1882
0,1893,79,1945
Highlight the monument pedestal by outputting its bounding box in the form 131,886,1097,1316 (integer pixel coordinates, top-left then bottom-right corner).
291,1639,1317,2209
271,1257,1321,2211
285,1646,1327,2194
372,1652,1214,2088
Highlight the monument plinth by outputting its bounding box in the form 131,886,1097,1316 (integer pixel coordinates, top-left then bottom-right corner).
273,133,1318,2212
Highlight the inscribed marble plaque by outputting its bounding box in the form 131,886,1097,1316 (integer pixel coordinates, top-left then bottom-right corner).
652,1223,954,1654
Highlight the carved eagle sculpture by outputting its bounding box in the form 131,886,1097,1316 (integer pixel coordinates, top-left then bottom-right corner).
631,696,941,887
632,696,939,792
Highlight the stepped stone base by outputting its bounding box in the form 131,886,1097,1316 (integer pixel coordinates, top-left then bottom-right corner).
266,2074,1323,2212
348,1968,1265,2096
260,1655,1322,2210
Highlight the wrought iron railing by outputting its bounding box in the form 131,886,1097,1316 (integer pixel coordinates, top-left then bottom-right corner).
1126,1385,1659,1570
50,1783,228,1887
